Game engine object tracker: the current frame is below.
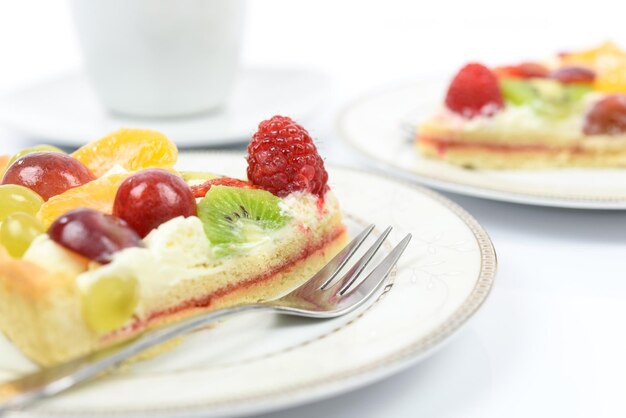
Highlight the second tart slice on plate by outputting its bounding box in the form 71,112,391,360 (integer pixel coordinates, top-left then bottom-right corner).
417,42,626,169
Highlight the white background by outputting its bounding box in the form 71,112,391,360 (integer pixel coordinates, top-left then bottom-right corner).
1,1,626,417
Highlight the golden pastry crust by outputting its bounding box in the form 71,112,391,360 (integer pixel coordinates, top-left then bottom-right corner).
0,258,97,366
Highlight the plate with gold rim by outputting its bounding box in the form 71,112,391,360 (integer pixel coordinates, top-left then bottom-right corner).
0,152,496,418
338,80,626,209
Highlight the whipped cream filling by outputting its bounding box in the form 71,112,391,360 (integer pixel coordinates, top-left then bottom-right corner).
24,235,87,277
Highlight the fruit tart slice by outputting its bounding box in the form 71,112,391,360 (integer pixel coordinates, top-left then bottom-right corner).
0,116,347,366
417,42,626,169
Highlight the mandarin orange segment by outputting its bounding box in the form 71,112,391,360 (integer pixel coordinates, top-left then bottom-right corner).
594,67,626,93
0,155,10,174
37,174,128,228
561,42,626,93
71,129,178,178
561,42,624,67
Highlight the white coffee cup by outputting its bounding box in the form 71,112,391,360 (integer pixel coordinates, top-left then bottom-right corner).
71,0,246,117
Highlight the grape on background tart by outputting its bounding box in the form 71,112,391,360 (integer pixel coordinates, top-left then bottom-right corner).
0,116,347,366
417,42,626,169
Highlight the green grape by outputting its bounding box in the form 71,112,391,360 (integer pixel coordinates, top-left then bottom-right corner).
0,212,45,258
81,273,140,333
6,144,65,170
0,184,45,220
180,171,220,185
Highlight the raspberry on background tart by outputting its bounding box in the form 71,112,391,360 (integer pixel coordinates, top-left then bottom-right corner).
417,42,626,169
0,119,347,366
444,63,504,118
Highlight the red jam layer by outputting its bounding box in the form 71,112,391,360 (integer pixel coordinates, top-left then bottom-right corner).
102,223,347,343
419,135,585,157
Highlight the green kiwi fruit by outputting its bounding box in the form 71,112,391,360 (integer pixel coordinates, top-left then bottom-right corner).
501,78,593,120
198,186,288,251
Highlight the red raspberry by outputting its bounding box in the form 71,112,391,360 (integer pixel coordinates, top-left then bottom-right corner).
247,115,328,197
191,177,256,198
445,63,504,118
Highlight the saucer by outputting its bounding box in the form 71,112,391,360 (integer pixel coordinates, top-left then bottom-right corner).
0,68,330,148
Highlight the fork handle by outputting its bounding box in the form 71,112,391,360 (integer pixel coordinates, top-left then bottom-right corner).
0,303,268,415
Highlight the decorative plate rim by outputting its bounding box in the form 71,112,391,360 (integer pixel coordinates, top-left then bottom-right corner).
337,80,626,209
19,156,497,417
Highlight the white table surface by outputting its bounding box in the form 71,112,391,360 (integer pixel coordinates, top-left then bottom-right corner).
1,1,626,417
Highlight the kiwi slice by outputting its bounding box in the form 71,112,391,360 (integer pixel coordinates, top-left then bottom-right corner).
198,186,288,249
501,78,592,119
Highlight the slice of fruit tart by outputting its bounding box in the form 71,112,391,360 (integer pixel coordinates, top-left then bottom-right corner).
0,115,347,366
417,42,626,169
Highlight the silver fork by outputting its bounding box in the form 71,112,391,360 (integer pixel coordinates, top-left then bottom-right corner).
0,225,411,414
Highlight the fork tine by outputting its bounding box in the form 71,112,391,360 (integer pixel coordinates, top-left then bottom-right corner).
340,233,412,297
325,226,393,294
309,224,375,290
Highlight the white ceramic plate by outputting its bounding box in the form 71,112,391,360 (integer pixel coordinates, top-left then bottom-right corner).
338,79,626,209
0,68,330,148
0,153,496,418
